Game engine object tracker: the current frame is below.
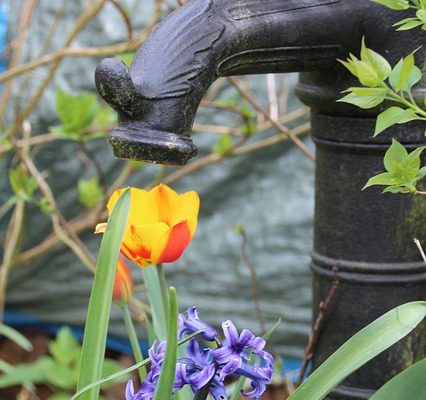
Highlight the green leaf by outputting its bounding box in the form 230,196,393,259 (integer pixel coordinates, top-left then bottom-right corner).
153,287,179,400
78,178,104,208
54,89,99,136
416,166,426,180
338,92,386,109
212,134,233,156
389,55,422,91
45,362,76,390
338,57,359,77
0,324,33,351
403,146,426,179
370,358,426,400
383,139,408,173
0,356,54,388
362,172,403,190
117,53,135,66
287,301,426,400
394,18,424,30
48,393,74,400
353,60,384,87
49,326,80,366
76,189,130,400
375,107,421,136
141,267,168,341
416,9,426,22
382,185,414,194
369,0,410,10
360,38,391,81
9,165,38,201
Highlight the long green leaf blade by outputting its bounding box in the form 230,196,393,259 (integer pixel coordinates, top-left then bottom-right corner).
370,358,426,400
76,189,130,400
141,267,168,341
153,287,178,400
288,301,426,400
0,324,33,351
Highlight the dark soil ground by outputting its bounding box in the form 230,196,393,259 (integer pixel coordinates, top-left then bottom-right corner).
0,329,290,400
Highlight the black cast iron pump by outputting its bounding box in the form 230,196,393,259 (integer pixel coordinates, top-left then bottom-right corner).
95,0,426,398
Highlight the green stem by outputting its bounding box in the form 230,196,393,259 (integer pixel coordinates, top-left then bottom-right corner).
156,263,170,328
194,384,211,400
385,86,426,118
122,304,146,381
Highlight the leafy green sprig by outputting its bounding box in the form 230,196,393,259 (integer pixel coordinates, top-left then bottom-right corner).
338,39,425,137
371,0,426,30
363,139,426,194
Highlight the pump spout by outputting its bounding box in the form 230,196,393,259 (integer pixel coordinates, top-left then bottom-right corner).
95,0,391,164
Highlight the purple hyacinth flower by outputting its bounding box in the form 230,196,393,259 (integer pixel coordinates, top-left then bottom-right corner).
178,306,217,341
234,363,273,399
125,341,166,400
176,339,217,390
175,338,228,400
213,320,267,371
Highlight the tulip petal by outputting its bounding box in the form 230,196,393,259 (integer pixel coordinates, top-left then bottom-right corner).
108,188,160,225
172,191,200,228
154,221,191,264
151,185,200,228
131,187,160,224
122,222,170,267
94,222,107,234
151,184,179,225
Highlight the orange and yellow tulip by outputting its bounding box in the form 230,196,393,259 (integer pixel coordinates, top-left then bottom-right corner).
96,184,199,267
113,256,134,304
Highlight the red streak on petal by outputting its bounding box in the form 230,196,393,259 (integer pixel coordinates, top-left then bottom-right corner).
158,221,191,263
121,232,151,266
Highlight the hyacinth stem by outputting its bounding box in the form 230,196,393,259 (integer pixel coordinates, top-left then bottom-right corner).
156,263,170,328
193,384,210,400
122,304,147,381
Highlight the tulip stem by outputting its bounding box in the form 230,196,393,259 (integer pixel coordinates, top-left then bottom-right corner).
156,263,170,329
122,304,146,381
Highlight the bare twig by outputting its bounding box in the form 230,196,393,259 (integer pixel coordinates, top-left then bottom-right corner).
16,146,97,272
163,122,309,185
0,35,147,84
413,238,426,266
12,0,108,133
108,0,133,40
0,0,36,122
296,267,340,386
266,74,279,121
0,120,33,323
237,225,266,334
227,77,315,162
0,200,25,324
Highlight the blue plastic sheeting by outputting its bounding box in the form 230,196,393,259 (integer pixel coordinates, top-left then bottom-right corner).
3,308,150,356
0,1,8,73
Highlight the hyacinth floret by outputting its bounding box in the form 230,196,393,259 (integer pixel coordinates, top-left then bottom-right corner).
126,307,273,400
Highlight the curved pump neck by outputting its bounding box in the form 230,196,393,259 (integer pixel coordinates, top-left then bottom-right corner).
95,0,409,165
